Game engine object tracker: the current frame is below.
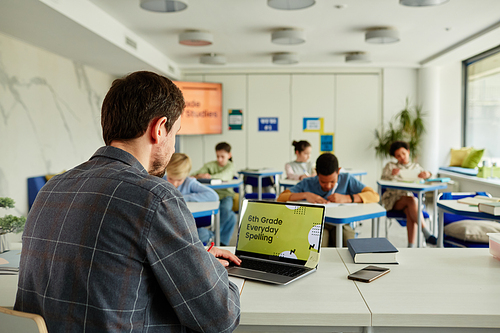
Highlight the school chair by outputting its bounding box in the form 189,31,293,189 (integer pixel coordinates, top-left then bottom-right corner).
243,175,276,200
0,306,48,333
438,191,493,248
382,188,432,239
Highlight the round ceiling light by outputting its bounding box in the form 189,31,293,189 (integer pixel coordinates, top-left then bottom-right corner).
271,29,305,45
200,54,226,65
140,0,188,12
399,0,449,6
365,28,400,44
267,0,315,10
272,52,299,65
179,31,213,46
345,52,371,63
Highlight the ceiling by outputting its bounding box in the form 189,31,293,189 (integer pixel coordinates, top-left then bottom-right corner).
1,0,500,76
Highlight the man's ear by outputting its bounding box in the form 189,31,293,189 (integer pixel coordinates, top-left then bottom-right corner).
337,167,342,173
150,117,168,144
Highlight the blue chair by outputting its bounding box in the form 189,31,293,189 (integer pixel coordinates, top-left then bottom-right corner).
382,188,432,233
438,191,490,248
27,176,47,211
243,175,276,200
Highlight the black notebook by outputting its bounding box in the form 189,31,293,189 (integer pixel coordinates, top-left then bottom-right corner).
347,238,398,264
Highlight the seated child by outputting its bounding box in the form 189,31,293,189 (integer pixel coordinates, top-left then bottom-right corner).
278,153,379,246
285,140,316,180
192,142,237,246
381,141,436,247
165,153,219,245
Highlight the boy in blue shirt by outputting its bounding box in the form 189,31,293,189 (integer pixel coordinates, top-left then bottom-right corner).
278,153,379,246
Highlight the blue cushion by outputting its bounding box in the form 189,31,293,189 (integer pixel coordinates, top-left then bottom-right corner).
439,166,478,176
244,193,276,200
195,216,212,228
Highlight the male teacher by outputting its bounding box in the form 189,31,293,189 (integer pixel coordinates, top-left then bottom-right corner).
15,71,241,332
277,153,379,246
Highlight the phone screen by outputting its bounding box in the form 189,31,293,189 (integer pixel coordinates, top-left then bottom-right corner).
347,265,390,283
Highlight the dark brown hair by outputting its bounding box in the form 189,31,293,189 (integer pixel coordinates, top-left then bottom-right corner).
215,142,232,162
292,140,311,153
389,141,410,157
101,71,185,145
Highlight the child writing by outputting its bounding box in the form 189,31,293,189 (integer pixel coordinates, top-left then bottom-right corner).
278,152,379,246
380,141,436,247
165,153,219,245
192,142,237,246
285,140,316,180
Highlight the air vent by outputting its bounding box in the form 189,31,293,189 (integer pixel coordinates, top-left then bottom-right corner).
125,36,137,50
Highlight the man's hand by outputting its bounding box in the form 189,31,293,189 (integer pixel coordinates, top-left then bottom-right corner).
328,193,352,203
418,171,431,179
299,174,309,180
195,173,211,179
304,192,328,204
392,168,400,176
208,247,242,267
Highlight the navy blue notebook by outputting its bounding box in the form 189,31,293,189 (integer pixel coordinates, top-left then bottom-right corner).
347,238,398,264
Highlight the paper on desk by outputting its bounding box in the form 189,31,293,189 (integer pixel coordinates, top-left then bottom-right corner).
228,276,245,295
398,168,421,181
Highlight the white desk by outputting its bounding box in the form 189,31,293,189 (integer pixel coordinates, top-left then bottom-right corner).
236,248,371,332
238,169,283,200
206,178,244,214
377,180,448,247
186,201,220,246
324,203,386,247
436,200,500,248
339,248,500,332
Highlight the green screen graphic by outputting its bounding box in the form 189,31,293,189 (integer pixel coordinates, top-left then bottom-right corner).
237,202,324,261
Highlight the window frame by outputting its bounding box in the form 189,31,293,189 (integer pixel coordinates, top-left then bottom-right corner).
462,44,500,147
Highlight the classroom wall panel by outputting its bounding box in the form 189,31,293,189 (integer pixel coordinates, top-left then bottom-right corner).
0,32,115,242
290,74,335,166
247,75,291,171
334,74,381,189
181,74,248,172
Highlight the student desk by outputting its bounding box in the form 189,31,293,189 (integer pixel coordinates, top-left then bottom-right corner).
339,247,500,332
238,170,283,200
436,199,500,248
206,178,244,213
236,248,372,332
186,201,220,246
377,180,448,247
324,203,386,247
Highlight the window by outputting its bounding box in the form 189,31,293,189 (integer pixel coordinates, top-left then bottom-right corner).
463,46,500,162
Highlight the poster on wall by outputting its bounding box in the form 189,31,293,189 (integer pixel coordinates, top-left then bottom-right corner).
258,117,278,132
173,81,222,135
320,133,334,153
303,117,323,132
228,109,243,130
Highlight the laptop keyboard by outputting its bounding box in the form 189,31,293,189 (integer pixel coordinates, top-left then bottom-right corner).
235,259,309,277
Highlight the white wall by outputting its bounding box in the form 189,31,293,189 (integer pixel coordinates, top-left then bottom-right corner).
180,70,400,190
0,31,115,241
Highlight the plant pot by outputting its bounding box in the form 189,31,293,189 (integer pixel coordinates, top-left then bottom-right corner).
0,233,10,253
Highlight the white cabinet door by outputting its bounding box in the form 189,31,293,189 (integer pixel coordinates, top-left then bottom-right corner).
247,75,290,171
335,74,381,189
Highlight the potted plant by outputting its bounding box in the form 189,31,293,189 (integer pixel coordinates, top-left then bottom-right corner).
374,98,426,160
0,197,27,253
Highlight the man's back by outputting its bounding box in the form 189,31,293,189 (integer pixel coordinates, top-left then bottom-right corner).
15,146,240,332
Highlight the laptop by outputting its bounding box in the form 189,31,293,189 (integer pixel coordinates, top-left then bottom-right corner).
227,200,325,285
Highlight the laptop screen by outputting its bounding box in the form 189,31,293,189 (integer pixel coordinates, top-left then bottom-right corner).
235,200,325,264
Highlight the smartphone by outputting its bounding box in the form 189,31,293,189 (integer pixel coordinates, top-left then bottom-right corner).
347,265,390,283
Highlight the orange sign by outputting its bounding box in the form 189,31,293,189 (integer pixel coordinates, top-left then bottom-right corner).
173,81,222,135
